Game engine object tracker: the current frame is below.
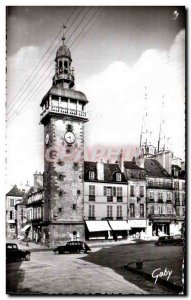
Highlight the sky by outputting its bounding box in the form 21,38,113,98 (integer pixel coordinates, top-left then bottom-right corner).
6,6,186,188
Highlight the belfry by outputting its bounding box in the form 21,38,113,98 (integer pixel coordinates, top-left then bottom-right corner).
40,29,88,247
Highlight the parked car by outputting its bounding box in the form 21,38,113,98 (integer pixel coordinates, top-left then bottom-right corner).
155,235,183,246
6,243,31,262
54,241,91,254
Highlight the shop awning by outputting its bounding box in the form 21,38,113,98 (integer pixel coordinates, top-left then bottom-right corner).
20,224,31,232
85,221,111,232
108,221,131,230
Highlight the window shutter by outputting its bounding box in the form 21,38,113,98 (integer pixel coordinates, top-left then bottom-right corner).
104,186,107,196
112,187,116,196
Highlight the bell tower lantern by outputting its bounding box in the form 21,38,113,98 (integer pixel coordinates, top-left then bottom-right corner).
54,34,75,89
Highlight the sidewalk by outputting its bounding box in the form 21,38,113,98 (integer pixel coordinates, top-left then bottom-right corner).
7,237,137,251
7,237,156,252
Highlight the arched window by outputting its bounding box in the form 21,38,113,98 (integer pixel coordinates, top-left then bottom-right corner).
59,61,63,73
64,60,68,74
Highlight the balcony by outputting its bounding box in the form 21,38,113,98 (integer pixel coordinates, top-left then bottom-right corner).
89,195,95,201
157,199,164,203
107,196,113,202
117,196,123,202
40,106,87,121
147,198,154,203
148,213,176,220
147,182,173,190
166,200,172,204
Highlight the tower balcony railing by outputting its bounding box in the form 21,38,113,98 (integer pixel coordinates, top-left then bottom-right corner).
40,105,87,120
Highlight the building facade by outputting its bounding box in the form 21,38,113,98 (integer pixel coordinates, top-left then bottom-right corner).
24,172,44,242
123,161,147,237
84,161,130,240
6,185,25,238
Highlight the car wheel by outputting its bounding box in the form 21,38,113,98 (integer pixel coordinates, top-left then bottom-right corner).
25,254,30,261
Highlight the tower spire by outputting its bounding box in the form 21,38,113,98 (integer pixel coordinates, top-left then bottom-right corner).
140,86,148,148
158,95,165,152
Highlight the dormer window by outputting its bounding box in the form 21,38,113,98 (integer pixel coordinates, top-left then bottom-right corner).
116,173,121,182
89,171,95,180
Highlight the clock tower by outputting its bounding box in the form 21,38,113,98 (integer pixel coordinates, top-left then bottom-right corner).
40,33,88,247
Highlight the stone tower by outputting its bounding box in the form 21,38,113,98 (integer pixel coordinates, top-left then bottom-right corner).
40,33,88,247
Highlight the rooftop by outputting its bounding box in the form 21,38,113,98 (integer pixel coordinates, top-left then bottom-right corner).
144,159,171,178
6,185,25,197
84,161,127,183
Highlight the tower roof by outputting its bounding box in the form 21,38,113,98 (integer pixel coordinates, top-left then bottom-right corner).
40,86,88,107
56,44,71,60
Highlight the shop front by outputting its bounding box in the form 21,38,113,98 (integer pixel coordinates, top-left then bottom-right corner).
128,220,147,238
108,220,131,240
85,220,112,240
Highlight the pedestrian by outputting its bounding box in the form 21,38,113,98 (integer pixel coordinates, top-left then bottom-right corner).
25,237,29,247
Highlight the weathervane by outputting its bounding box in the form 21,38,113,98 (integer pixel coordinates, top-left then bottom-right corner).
62,23,67,42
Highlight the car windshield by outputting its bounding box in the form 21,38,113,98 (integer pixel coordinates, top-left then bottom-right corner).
7,244,17,249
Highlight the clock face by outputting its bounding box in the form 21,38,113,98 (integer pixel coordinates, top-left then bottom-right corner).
64,131,75,144
45,133,49,145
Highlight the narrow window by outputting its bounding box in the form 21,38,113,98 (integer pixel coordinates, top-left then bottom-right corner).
150,205,154,214
117,205,122,219
107,206,113,218
116,173,121,182
10,199,14,207
130,185,134,197
89,205,95,219
129,204,135,217
140,204,144,217
112,187,116,197
140,186,144,197
89,185,95,197
89,171,95,180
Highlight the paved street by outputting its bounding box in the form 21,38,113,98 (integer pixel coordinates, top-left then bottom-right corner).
6,241,183,295
6,246,147,295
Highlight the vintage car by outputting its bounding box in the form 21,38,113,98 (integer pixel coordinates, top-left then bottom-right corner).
54,241,91,254
6,243,31,262
155,235,183,246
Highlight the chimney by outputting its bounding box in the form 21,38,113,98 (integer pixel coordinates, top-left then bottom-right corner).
34,172,43,192
97,160,104,181
119,149,124,173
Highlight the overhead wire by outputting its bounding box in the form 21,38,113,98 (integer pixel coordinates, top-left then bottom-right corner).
7,7,87,124
7,7,102,127
7,6,78,114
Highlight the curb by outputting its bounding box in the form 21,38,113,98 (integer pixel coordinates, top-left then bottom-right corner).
124,264,182,293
